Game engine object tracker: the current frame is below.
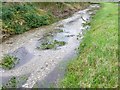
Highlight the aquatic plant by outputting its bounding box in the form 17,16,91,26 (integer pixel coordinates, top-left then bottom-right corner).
37,40,66,50
0,55,19,70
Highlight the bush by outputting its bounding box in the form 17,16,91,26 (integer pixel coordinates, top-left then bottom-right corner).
24,13,49,28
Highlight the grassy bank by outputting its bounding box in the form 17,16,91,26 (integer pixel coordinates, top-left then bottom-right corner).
1,2,89,41
60,3,118,88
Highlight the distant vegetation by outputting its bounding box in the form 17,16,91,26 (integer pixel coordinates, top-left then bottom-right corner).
1,2,89,41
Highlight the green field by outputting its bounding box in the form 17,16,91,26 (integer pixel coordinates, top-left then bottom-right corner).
60,3,118,88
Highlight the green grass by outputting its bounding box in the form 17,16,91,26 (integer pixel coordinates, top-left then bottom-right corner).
60,3,118,88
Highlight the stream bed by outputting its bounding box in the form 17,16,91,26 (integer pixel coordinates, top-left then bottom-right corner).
0,4,100,88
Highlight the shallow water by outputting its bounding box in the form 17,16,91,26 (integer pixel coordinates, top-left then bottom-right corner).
0,4,100,88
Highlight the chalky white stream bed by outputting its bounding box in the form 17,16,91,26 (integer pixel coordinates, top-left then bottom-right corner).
0,4,100,88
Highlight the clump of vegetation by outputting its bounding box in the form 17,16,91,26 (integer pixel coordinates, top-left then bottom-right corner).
37,40,66,50
0,55,19,70
1,75,29,89
23,14,49,28
2,77,17,89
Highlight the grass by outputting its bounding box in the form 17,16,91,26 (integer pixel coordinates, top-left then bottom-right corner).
0,55,19,70
60,3,118,88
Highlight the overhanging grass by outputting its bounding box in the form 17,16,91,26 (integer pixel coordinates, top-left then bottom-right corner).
60,3,118,88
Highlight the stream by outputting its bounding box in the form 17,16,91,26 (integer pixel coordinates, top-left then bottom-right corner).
0,4,100,88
